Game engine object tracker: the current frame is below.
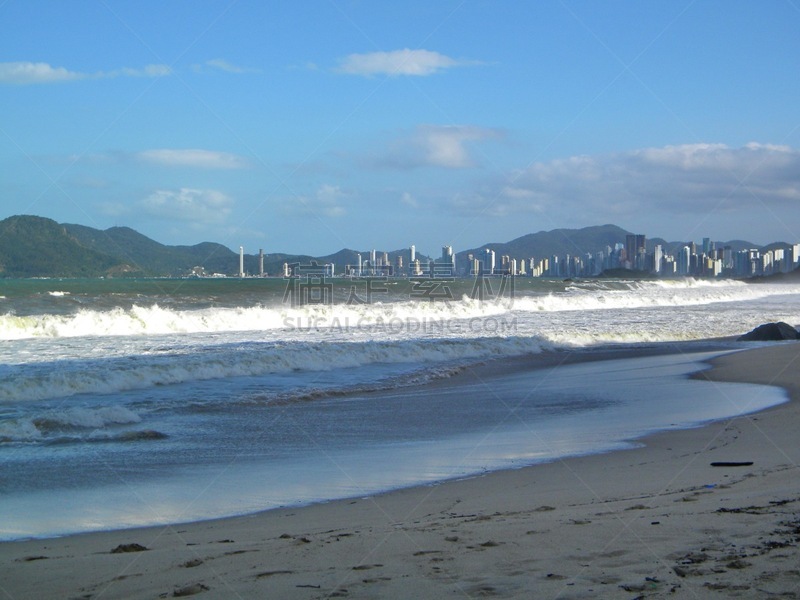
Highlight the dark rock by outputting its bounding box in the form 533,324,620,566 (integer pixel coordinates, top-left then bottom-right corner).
737,322,799,341
173,583,209,596
110,543,148,553
182,559,203,568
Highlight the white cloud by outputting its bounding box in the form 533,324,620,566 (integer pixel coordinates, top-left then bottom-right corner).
140,188,233,224
0,61,171,84
401,192,418,208
336,49,474,77
138,149,249,169
114,64,172,78
453,143,800,228
314,184,347,217
193,59,260,74
375,125,504,169
280,184,349,219
0,61,85,84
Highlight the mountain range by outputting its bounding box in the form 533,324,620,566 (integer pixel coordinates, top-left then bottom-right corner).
0,214,790,278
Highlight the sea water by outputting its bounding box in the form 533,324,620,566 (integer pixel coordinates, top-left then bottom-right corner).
0,277,798,539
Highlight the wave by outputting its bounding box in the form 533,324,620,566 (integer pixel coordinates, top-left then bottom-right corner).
0,298,507,340
1,279,795,340
513,280,793,313
241,361,475,408
0,336,552,404
0,406,143,443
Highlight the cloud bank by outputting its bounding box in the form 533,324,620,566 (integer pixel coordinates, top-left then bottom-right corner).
336,49,475,77
0,61,171,84
457,143,800,227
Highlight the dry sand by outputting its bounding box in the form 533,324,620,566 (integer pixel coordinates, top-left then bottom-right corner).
1,342,799,599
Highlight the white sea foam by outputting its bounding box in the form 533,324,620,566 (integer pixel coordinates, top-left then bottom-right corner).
0,280,793,340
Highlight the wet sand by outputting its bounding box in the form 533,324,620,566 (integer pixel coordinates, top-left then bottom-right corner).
1,342,798,599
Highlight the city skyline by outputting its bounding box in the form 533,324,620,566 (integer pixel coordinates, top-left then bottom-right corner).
300,233,799,280
2,2,799,256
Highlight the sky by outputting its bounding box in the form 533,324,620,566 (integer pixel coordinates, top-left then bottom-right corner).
2,0,800,257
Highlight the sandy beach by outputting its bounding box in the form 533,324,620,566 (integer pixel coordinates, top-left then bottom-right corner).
1,342,798,599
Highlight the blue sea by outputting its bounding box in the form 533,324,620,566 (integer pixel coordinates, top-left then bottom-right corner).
1,276,798,540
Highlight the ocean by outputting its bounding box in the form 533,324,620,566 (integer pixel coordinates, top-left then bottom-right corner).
1,276,798,540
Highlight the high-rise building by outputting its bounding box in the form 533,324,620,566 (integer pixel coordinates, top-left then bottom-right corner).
485,249,496,275
653,244,663,274
239,246,244,278
472,257,481,276
625,234,646,270
442,245,455,274
678,246,691,275
259,249,264,277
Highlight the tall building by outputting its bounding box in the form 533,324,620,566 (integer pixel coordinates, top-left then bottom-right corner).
472,257,481,276
625,234,646,270
485,249,496,275
239,246,244,278
653,244,663,274
678,246,691,275
259,249,264,277
442,245,455,274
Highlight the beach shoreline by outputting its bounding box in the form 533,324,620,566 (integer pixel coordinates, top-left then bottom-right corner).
2,341,799,599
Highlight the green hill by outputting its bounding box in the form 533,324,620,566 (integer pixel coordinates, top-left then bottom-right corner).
0,216,125,277
65,223,238,276
457,224,632,263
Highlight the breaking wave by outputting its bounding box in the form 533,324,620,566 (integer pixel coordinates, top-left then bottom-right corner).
0,336,552,404
0,279,793,340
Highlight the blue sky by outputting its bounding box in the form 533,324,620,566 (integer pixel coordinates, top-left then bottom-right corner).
2,1,799,256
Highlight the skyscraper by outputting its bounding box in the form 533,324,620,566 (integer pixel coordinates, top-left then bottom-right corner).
442,245,455,275
653,244,663,274
625,234,646,270
485,249,496,275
